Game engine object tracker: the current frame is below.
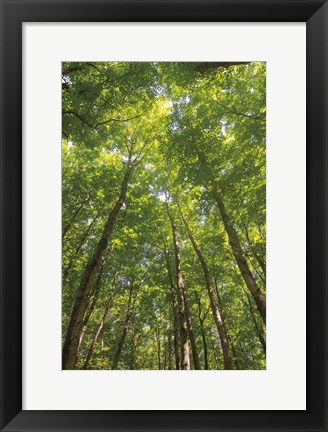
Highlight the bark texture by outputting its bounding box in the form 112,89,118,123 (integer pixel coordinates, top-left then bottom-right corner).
163,245,181,370
214,279,240,369
111,283,136,370
179,205,234,370
62,164,132,369
83,270,119,369
244,289,266,353
77,263,104,354
195,148,266,325
183,289,200,370
166,203,190,370
212,187,266,324
62,194,89,241
63,214,98,282
195,292,210,370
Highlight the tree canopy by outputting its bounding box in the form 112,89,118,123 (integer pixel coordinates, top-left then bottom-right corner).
62,61,266,370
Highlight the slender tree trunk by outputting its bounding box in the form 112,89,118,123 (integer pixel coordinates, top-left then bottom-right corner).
242,224,266,284
129,332,137,370
163,333,167,370
179,205,233,370
211,188,266,324
213,278,240,370
82,269,119,369
230,342,240,370
63,214,98,282
195,148,266,325
62,194,89,240
62,164,132,369
163,245,181,370
111,282,136,370
168,329,173,370
77,263,105,354
166,203,190,370
165,237,200,369
244,289,266,353
211,338,220,369
111,326,128,370
195,293,209,370
201,330,209,370
244,224,266,276
155,327,162,370
183,290,200,370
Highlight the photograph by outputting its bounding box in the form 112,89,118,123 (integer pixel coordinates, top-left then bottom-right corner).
1,0,327,427
61,61,266,370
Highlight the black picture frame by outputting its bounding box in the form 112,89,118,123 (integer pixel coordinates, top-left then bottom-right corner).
0,0,327,431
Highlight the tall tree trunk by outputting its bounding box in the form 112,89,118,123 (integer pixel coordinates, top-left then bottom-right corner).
211,338,220,369
212,187,266,324
167,329,173,370
201,330,209,370
111,326,128,370
62,164,132,370
129,332,137,370
244,289,266,353
77,263,105,354
214,279,240,370
82,269,119,369
195,292,210,370
243,224,266,284
195,148,266,325
111,284,136,370
246,223,266,276
163,244,181,370
62,193,89,240
166,203,190,370
165,235,200,369
183,290,200,370
155,327,162,370
239,222,266,285
179,205,234,370
163,333,167,370
77,246,117,353
63,214,98,282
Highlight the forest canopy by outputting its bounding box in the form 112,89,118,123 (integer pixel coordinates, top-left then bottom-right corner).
62,61,266,370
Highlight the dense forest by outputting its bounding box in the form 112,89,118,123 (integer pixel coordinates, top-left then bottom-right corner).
62,61,266,370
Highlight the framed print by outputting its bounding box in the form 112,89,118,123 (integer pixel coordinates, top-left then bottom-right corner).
23,22,307,411
0,0,327,431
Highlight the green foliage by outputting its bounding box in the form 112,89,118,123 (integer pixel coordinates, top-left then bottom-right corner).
62,61,266,370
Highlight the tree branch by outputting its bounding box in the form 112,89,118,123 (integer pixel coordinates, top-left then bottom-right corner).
63,110,143,129
62,110,95,129
214,100,264,120
95,113,143,127
195,62,249,73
